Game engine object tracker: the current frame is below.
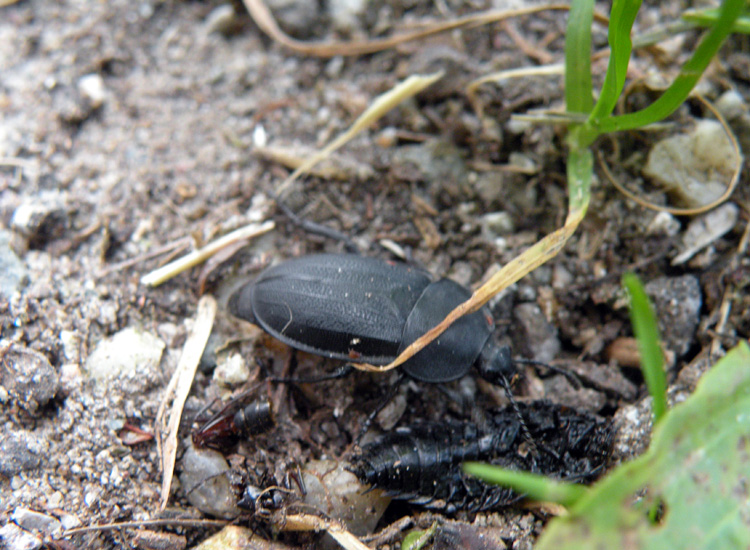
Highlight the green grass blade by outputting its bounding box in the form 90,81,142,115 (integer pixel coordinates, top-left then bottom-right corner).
683,7,750,34
463,463,588,508
564,147,593,216
600,0,744,133
565,0,595,114
623,274,668,424
589,0,643,123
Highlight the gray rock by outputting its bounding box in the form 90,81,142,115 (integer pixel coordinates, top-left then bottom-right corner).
10,191,69,248
302,459,390,536
266,0,323,38
203,4,240,36
480,211,515,241
10,508,62,538
132,529,187,550
0,522,42,550
77,74,107,110
0,433,42,477
85,327,165,382
512,303,561,363
392,140,469,202
643,120,738,208
672,203,739,265
645,275,702,357
0,346,58,413
213,351,250,387
328,0,369,33
0,230,27,299
179,441,240,519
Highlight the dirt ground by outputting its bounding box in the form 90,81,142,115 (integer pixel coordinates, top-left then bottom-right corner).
1,0,749,549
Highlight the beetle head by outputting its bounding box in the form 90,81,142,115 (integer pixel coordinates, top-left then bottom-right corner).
476,343,515,386
228,282,257,324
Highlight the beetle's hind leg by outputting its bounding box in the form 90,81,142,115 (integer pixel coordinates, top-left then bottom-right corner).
355,371,406,443
268,363,356,384
257,352,355,384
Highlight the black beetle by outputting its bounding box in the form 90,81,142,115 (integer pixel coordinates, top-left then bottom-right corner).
228,253,515,386
350,401,613,512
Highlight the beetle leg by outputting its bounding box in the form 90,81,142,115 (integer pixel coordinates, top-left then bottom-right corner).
274,195,359,253
355,372,405,443
269,364,355,384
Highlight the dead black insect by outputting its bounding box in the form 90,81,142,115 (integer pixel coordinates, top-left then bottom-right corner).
350,401,613,513
192,393,275,450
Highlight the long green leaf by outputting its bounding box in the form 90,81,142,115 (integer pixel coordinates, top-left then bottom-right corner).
623,274,668,424
600,0,744,132
589,0,643,123
565,0,595,114
463,463,588,508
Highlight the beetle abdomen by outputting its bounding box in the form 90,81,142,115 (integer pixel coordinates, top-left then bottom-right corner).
229,254,432,364
351,419,518,512
350,402,613,512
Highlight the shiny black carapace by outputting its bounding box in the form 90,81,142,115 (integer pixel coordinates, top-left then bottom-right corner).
228,254,514,385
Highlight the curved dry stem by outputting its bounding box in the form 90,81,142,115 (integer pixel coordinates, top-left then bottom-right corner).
467,64,565,117
243,0,604,58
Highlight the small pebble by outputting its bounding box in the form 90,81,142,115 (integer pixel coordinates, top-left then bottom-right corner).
480,212,515,241
644,275,702,357
0,346,58,413
645,211,680,237
643,120,738,208
10,191,69,248
513,303,561,363
328,0,368,33
0,230,27,299
203,4,239,36
10,508,62,538
672,203,739,265
213,352,250,387
265,0,322,38
302,459,390,536
77,74,107,109
179,440,240,519
192,526,296,550
0,522,42,550
0,433,42,477
132,529,187,550
85,327,165,383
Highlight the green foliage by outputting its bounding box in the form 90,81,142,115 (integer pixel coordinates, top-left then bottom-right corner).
400,523,438,550
623,274,668,424
462,464,586,507
535,342,750,549
564,0,743,182
683,7,750,33
466,343,750,549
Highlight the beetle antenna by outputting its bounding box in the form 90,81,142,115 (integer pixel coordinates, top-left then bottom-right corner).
514,358,581,389
273,195,359,253
497,375,539,455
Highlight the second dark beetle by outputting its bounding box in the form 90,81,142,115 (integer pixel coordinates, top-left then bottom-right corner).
350,401,613,512
228,253,514,385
